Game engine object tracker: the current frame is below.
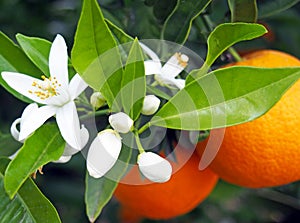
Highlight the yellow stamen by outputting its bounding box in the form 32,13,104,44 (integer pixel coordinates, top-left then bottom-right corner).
175,52,189,68
29,75,60,100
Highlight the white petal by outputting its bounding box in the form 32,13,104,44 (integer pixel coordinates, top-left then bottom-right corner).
56,101,82,150
19,105,57,141
9,150,19,160
86,129,122,178
168,78,185,90
68,73,88,100
144,60,162,76
14,103,40,142
161,53,187,79
109,112,134,134
53,156,72,163
139,42,161,62
62,124,89,156
141,95,160,115
137,152,172,183
49,34,69,87
155,74,185,90
79,124,89,148
21,103,39,120
54,125,89,163
10,118,22,142
1,72,47,104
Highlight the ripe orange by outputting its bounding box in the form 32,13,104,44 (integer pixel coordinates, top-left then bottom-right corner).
197,50,300,188
114,147,218,220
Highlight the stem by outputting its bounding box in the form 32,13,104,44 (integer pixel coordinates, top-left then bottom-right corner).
134,132,145,154
151,81,159,87
138,122,151,134
228,47,242,62
80,109,110,120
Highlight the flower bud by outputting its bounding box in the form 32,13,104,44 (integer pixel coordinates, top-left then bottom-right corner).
137,152,172,183
90,92,106,109
109,112,134,133
141,95,160,115
87,129,122,178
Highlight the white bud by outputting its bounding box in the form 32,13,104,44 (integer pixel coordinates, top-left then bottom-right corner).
141,95,160,115
109,112,134,133
53,156,72,163
137,152,172,183
90,92,106,109
87,129,122,178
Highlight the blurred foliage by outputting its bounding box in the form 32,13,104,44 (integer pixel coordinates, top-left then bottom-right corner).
1,0,300,222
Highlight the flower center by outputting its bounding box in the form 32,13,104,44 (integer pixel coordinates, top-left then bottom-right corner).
28,75,61,100
175,52,189,68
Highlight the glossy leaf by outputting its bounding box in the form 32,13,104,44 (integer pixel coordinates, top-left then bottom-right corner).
106,19,134,64
146,86,171,101
151,67,300,130
16,34,76,79
228,0,257,22
106,19,134,44
258,0,300,18
0,157,61,223
72,0,123,110
4,124,65,198
16,34,51,77
186,23,267,83
121,39,146,120
0,32,41,103
85,145,132,222
162,0,212,44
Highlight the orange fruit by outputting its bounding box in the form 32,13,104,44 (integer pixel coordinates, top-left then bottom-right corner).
114,147,218,220
197,50,300,188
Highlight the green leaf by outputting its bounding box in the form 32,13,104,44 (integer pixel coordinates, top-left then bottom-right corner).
228,0,258,22
186,23,267,83
162,0,212,44
16,34,51,77
258,0,300,18
0,157,61,223
4,124,65,198
151,67,300,130
121,39,146,120
105,19,135,64
0,32,41,103
72,0,123,111
16,34,76,79
105,19,134,44
85,145,132,222
206,23,266,66
146,86,172,101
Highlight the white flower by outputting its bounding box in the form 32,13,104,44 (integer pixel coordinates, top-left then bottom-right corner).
10,104,89,163
140,43,189,89
137,152,172,183
141,95,160,115
109,112,134,134
86,129,122,178
2,34,88,150
54,125,89,163
90,92,106,109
